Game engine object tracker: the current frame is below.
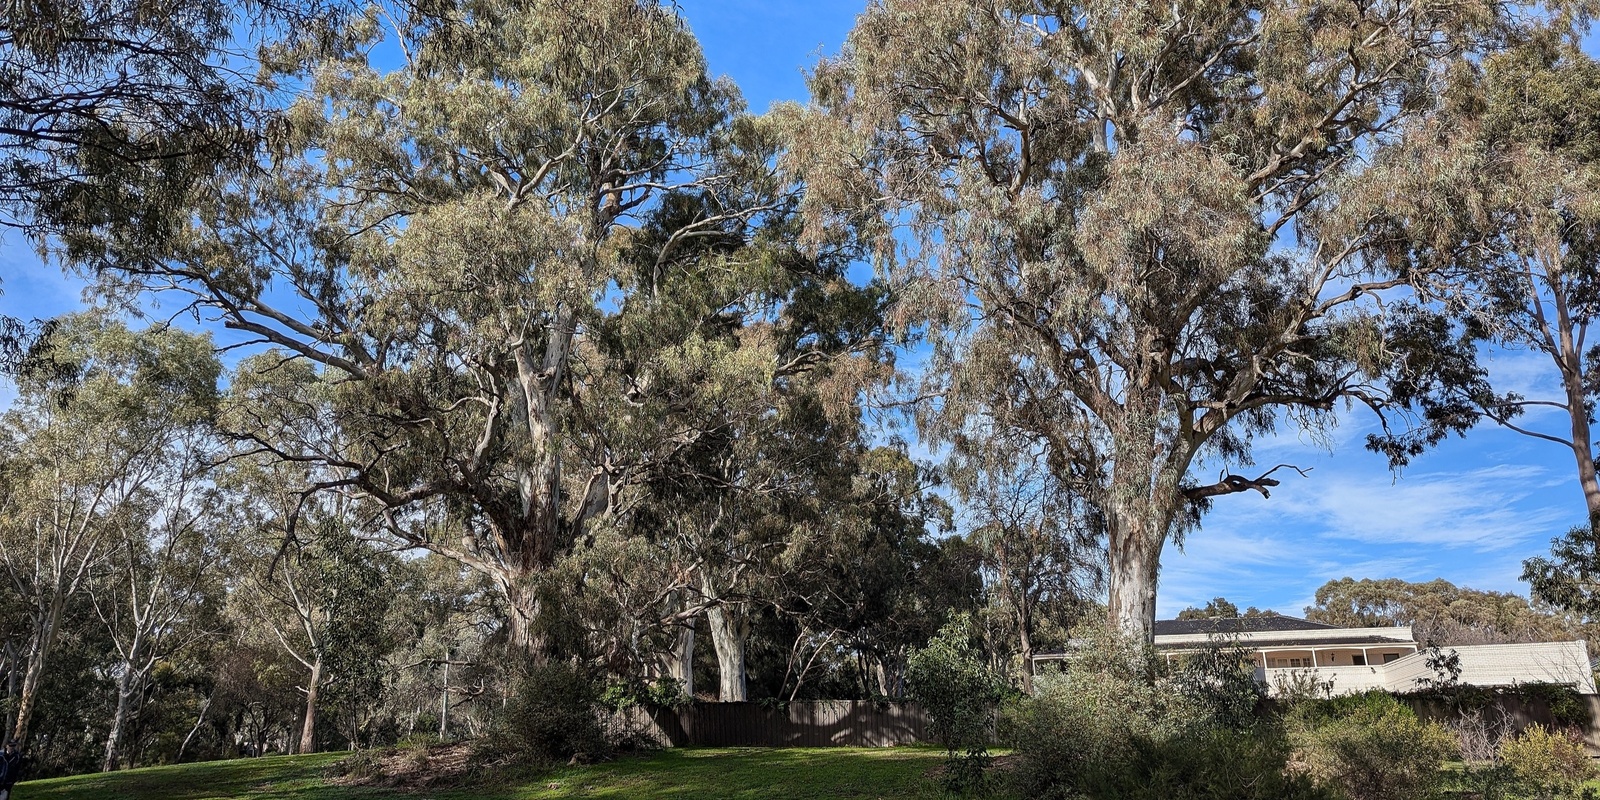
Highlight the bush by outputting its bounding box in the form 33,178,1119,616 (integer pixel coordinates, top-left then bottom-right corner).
1499,723,1597,800
1287,691,1457,800
599,676,692,712
1008,626,1330,800
1448,705,1516,763
1516,683,1593,728
328,748,384,781
498,661,609,765
906,615,1008,792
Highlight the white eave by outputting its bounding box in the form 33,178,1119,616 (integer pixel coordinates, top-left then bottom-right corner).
1152,625,1415,648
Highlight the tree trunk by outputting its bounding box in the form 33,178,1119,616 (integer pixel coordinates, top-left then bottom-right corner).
11,646,45,749
176,696,211,762
665,615,696,699
1106,508,1163,645
102,667,140,771
503,580,551,663
299,656,323,754
704,603,748,702
1564,380,1600,521
1575,443,1600,522
4,641,18,740
13,596,65,746
439,655,449,739
1017,608,1035,694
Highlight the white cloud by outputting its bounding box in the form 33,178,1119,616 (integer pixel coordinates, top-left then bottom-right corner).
1266,463,1566,549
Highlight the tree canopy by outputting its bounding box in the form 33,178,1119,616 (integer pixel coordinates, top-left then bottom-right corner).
796,0,1528,641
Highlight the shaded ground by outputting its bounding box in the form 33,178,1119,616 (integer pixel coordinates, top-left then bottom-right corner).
19,746,978,800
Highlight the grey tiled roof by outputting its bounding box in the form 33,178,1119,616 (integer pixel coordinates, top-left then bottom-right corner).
1153,615,1340,636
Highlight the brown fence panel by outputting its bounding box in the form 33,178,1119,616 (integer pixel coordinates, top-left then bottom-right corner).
1397,694,1600,755
623,701,928,748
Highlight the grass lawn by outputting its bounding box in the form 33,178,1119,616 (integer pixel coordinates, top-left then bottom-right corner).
17,746,976,800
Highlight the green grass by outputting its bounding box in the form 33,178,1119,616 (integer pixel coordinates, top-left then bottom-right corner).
19,747,974,800
20,754,357,800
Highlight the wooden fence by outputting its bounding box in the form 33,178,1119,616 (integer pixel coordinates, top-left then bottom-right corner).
618,700,929,748
1399,693,1600,754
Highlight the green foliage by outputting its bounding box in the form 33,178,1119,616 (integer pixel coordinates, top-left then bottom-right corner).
1169,639,1267,731
1008,627,1326,800
599,677,692,712
1286,691,1458,800
1498,723,1597,800
498,663,609,766
1375,39,1600,527
1524,522,1600,625
1175,598,1276,620
1516,683,1592,728
1304,577,1576,646
905,615,1007,791
0,0,305,245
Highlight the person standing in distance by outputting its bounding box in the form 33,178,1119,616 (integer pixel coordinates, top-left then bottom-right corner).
0,739,22,799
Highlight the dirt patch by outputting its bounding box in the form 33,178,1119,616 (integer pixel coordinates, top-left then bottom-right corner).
922,752,1019,779
327,741,488,791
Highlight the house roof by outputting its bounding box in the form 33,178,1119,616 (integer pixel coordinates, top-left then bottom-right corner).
1152,615,1339,637
1163,634,1415,650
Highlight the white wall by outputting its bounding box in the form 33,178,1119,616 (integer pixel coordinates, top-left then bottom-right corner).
1449,642,1597,694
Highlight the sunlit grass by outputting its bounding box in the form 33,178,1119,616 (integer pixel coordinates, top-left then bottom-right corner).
20,746,982,800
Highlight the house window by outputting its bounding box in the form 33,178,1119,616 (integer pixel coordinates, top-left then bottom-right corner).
1382,653,1400,664
1268,657,1312,668
1352,655,1366,666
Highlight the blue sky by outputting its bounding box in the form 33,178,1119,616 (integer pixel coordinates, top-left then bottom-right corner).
0,0,1591,620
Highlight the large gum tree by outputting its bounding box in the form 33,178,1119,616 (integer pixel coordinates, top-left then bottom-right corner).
90,0,794,657
802,0,1525,642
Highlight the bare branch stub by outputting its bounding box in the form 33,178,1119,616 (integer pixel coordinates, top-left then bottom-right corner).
1184,464,1312,501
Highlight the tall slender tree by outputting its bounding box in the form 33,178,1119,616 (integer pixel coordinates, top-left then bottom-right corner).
92,423,226,771
1374,37,1600,519
0,315,218,746
955,449,1102,690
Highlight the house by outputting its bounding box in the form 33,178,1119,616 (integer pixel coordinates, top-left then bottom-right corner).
1030,614,1598,696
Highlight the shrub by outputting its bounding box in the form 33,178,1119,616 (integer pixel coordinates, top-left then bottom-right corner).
1287,691,1457,800
1448,705,1516,763
1008,626,1330,800
498,661,609,765
328,748,384,781
1169,636,1267,731
1499,723,1597,800
906,615,1008,792
599,676,692,712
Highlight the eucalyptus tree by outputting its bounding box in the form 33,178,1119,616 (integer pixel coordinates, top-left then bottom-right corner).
955,449,1102,690
1372,38,1600,519
0,314,218,746
1175,598,1276,620
0,0,345,242
223,453,396,755
801,0,1524,641
573,190,892,700
1523,523,1600,628
607,362,888,702
766,446,973,700
92,0,795,658
1305,577,1575,646
93,417,228,771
